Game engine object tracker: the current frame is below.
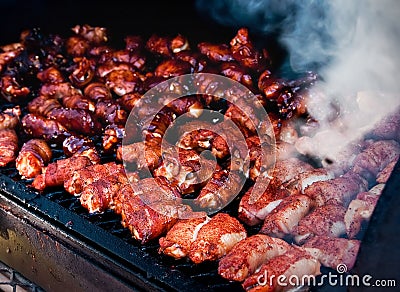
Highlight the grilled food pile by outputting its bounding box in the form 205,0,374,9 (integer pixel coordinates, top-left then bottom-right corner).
1,25,399,291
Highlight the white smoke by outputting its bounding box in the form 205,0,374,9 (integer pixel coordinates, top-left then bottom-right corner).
197,0,400,161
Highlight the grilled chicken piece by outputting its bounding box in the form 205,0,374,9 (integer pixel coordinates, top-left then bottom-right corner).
32,156,93,191
36,66,64,84
293,204,347,244
16,139,52,178
304,236,360,270
188,213,247,264
260,195,313,238
40,82,82,100
371,110,400,142
218,234,290,282
154,147,217,195
80,171,129,213
195,170,245,210
22,113,70,142
64,162,124,195
238,182,290,226
154,59,192,78
0,108,20,167
304,171,368,207
0,129,18,167
117,136,162,170
376,159,397,183
344,184,384,239
283,168,334,195
239,158,313,226
178,128,216,151
352,139,400,182
198,42,234,62
0,75,30,102
62,94,95,111
117,177,189,244
242,247,321,292
159,216,210,259
0,107,21,131
62,135,100,163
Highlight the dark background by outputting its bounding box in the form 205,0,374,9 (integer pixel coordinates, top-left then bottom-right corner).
0,0,235,44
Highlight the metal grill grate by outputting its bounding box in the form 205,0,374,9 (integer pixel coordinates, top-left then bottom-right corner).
0,261,44,292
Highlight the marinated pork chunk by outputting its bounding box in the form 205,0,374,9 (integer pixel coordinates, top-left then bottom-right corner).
218,234,290,282
239,158,313,226
260,195,313,238
22,113,70,142
283,168,334,195
64,162,124,195
304,171,368,207
376,159,397,183
352,139,400,182
16,139,52,178
159,216,210,259
242,247,321,292
153,147,217,195
344,184,385,239
0,108,20,167
304,236,360,270
116,177,188,244
80,171,130,213
195,170,245,210
188,213,247,264
32,156,93,191
293,204,346,244
0,129,18,167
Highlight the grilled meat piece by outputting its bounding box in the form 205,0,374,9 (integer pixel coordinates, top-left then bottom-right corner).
36,67,64,84
195,169,245,210
220,62,253,89
105,69,142,96
188,213,247,264
146,35,172,57
371,110,400,142
102,124,125,153
118,92,142,111
50,108,101,135
95,100,127,125
242,247,321,292
304,236,360,270
117,177,186,243
0,107,20,131
352,139,400,182
218,234,290,282
80,171,129,213
62,94,95,112
22,113,70,142
230,27,268,72
64,162,124,195
304,171,368,207
1,75,30,102
118,135,162,170
32,155,93,191
198,42,234,62
159,216,210,259
28,95,62,116
164,96,203,118
154,59,192,78
0,129,18,167
260,194,313,238
69,57,95,88
178,128,215,151
293,204,347,244
239,158,313,226
83,82,112,101
62,135,100,163
39,82,82,100
376,159,397,183
16,139,52,178
153,147,217,195
65,36,89,57
71,24,108,45
344,184,384,239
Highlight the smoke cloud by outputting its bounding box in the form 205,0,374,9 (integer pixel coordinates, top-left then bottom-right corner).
197,0,400,163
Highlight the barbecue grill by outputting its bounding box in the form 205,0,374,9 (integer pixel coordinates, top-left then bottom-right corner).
1,1,399,291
